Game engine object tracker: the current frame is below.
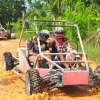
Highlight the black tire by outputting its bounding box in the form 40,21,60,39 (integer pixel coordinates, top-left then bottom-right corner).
25,69,41,95
94,65,100,87
89,66,93,74
39,61,49,69
2,52,14,71
94,65,100,74
7,30,11,39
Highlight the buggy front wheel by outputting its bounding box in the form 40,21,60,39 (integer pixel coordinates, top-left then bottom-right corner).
2,52,14,71
25,69,41,95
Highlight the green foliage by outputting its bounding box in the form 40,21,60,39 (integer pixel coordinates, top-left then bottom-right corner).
5,0,100,64
26,0,52,17
12,31,21,39
0,0,26,29
42,0,68,18
62,1,96,41
11,18,22,32
22,32,35,40
25,15,54,38
12,31,35,40
83,42,100,63
13,0,100,42
76,40,100,64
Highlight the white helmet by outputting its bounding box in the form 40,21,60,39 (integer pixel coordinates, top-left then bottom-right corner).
54,27,64,39
39,29,50,41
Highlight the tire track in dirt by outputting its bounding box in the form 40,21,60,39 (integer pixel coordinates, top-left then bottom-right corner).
0,38,100,100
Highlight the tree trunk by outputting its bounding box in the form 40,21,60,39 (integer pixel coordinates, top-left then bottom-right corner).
85,29,100,44
95,33,100,48
88,0,93,39
9,21,11,30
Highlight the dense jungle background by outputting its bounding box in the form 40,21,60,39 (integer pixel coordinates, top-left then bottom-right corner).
1,1,100,100
0,0,100,62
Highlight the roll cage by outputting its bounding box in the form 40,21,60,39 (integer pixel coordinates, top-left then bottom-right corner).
18,13,89,72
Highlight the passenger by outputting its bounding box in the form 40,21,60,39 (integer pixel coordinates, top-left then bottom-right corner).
28,29,52,68
47,27,82,68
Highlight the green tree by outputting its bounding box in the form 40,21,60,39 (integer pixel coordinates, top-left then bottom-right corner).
26,0,52,17
42,0,66,19
0,0,26,29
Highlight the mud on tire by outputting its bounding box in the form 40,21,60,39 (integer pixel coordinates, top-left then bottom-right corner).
94,65,100,75
94,65,100,86
2,52,14,71
25,69,41,95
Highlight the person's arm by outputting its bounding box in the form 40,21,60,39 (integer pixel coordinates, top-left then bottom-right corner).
28,36,36,50
47,38,55,48
66,38,72,46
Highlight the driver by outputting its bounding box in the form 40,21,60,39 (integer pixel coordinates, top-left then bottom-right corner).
28,29,52,68
47,27,81,68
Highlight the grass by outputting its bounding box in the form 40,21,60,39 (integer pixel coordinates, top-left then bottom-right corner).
12,31,35,40
84,43,100,63
12,31,21,39
78,41,100,64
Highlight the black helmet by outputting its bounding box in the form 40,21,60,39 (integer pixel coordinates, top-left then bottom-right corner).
54,27,64,39
39,29,50,41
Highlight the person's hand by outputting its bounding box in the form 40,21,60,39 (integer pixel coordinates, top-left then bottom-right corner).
33,36,36,43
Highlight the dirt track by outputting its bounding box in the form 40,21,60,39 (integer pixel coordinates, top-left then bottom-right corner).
0,38,100,100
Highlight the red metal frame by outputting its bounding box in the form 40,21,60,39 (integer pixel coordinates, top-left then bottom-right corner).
37,69,89,85
37,69,49,76
64,71,89,85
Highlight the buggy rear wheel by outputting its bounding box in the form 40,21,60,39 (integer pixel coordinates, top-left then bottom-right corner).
94,65,100,86
94,65,100,75
25,69,41,95
7,30,11,39
2,52,14,71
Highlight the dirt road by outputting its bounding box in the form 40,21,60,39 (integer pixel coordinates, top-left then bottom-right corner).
0,38,100,100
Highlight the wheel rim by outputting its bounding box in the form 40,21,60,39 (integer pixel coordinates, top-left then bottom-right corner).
2,55,6,70
26,72,31,94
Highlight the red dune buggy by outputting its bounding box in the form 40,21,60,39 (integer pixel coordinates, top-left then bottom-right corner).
2,13,100,95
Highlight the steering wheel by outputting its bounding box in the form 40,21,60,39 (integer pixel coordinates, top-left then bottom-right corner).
62,40,78,52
